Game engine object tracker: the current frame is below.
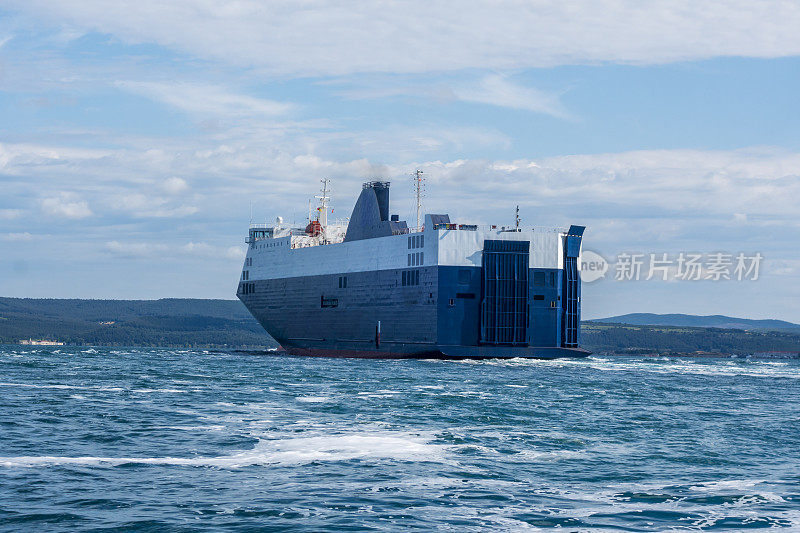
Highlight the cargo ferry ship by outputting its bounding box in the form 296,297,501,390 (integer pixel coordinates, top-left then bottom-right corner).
237,177,588,358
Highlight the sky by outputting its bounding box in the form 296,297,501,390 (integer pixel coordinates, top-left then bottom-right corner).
1,1,799,321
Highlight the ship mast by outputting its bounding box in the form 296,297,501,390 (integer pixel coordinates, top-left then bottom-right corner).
414,169,424,230
316,178,331,227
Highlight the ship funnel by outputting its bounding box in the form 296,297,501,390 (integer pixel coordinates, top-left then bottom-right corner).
344,181,408,242
370,181,390,221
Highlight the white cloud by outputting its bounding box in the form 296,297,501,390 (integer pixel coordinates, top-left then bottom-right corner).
117,81,294,118
226,246,246,260
336,82,452,102
453,75,572,119
5,139,798,230
0,142,110,173
41,193,92,219
1,232,34,241
337,75,570,118
4,135,798,267
131,204,199,218
105,240,242,260
5,1,800,75
765,259,800,277
0,208,24,219
413,148,800,217
104,240,168,258
161,176,188,194
111,193,198,218
178,241,215,256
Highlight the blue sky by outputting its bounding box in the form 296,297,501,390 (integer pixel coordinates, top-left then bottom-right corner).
1,1,799,321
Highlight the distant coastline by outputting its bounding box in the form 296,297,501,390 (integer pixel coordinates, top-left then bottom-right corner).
0,297,275,349
1,297,799,356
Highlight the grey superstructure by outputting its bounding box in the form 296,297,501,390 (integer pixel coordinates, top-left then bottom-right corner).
237,180,588,358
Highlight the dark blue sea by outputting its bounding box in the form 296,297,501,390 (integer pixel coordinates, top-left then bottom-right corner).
1,347,799,531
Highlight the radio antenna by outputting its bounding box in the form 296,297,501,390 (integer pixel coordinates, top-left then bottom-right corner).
414,169,425,230
316,178,331,228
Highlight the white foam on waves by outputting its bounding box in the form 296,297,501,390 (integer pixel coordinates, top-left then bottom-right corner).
0,432,445,469
0,382,124,392
295,396,330,403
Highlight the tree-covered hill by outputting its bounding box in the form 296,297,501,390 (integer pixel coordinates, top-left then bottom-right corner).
590,313,800,332
581,322,800,356
0,297,275,348
1,297,798,355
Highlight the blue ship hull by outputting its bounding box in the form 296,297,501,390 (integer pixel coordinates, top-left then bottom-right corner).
237,180,587,359
284,345,590,359
239,265,589,359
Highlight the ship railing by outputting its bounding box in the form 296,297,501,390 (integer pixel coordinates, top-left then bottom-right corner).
430,223,567,233
290,238,346,249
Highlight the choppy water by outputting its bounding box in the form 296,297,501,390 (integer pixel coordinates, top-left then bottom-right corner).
1,347,799,531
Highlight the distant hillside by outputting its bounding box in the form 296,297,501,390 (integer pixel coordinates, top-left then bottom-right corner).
0,297,275,348
590,313,800,332
2,298,799,355
582,322,800,356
